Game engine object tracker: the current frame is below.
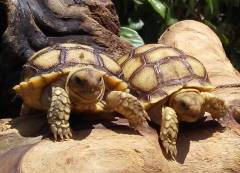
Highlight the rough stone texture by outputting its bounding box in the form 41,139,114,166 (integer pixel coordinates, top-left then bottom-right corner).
20,129,165,173
0,0,132,117
0,115,239,173
0,117,170,173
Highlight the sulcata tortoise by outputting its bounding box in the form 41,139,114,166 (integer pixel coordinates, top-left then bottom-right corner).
13,44,149,140
117,44,227,157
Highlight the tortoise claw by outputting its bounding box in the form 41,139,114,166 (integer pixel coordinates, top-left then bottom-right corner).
58,128,64,141
63,128,72,140
51,124,72,141
161,137,177,158
51,124,58,141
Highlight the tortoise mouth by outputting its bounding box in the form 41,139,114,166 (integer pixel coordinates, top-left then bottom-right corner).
70,87,105,104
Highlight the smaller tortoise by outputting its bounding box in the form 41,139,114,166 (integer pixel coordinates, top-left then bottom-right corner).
13,44,149,140
117,44,227,157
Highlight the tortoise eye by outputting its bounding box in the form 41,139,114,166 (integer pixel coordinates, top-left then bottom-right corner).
180,101,189,111
98,77,103,84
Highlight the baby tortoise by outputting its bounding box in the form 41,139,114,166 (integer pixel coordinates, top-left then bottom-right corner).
13,44,149,140
117,44,227,157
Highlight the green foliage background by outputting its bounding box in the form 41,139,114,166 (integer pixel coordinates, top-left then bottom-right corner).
113,0,240,70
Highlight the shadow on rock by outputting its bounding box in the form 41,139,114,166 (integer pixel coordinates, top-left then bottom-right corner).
8,112,144,141
9,114,48,138
149,117,226,162
100,119,142,136
176,118,225,163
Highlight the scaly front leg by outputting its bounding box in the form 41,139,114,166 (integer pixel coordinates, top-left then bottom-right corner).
48,87,72,140
106,91,149,130
201,92,227,119
160,107,179,158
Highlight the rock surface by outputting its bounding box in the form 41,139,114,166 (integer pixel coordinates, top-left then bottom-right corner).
0,117,171,173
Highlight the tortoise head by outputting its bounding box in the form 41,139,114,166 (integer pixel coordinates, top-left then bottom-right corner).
66,67,105,104
169,89,205,122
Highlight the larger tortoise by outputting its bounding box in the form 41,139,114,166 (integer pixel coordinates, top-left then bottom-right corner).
13,44,149,140
117,44,227,157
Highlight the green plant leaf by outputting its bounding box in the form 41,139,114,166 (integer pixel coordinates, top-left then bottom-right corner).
206,0,214,14
166,17,178,26
134,0,145,5
186,0,197,17
205,0,219,15
148,0,167,18
128,18,144,30
120,27,144,47
164,6,178,26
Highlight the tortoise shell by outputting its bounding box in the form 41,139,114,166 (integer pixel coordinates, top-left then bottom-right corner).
117,44,214,104
14,44,127,110
23,43,122,80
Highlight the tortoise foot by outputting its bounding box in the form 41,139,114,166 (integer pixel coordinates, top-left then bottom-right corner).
160,107,179,158
106,91,149,130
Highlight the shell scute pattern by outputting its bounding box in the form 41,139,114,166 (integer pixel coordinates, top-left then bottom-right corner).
15,44,126,110
118,44,210,102
23,44,122,80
